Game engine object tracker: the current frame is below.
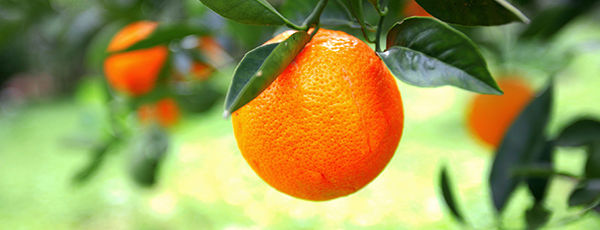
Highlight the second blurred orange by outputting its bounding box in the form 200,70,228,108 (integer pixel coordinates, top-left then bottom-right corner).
138,98,180,128
466,77,534,149
104,21,168,96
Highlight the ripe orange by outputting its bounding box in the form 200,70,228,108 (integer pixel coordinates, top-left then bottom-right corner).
467,77,534,148
231,29,404,201
138,98,180,128
403,0,431,17
190,62,213,80
190,37,226,80
104,21,168,96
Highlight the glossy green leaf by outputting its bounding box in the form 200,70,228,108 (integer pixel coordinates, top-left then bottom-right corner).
489,82,553,212
556,118,600,147
527,141,555,203
344,0,373,41
379,17,501,95
585,142,600,179
279,0,365,31
526,141,554,203
415,0,529,26
439,165,466,223
119,23,208,53
568,179,600,207
129,125,169,187
520,1,598,40
525,204,551,230
224,31,310,117
198,0,287,25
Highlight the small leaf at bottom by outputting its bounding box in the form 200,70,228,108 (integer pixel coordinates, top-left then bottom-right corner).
439,165,466,223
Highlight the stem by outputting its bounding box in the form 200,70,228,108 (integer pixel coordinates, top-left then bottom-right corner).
301,0,329,30
358,24,375,43
511,166,581,181
310,25,321,38
373,0,388,52
284,20,305,31
375,14,385,52
373,0,389,16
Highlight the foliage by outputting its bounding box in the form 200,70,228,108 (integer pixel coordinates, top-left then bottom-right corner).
1,0,600,228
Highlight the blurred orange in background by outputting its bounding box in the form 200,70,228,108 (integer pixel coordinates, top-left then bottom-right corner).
190,36,228,80
138,98,180,128
104,21,168,96
466,77,534,148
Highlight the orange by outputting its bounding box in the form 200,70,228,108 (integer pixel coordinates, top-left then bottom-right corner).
231,29,404,201
104,21,168,96
190,62,213,80
190,37,226,80
467,77,534,148
138,98,180,128
403,0,431,17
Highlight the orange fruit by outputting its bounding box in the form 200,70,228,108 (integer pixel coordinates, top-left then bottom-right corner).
138,98,180,128
190,62,213,80
104,21,168,96
189,37,226,80
403,0,431,17
231,29,404,201
467,77,534,148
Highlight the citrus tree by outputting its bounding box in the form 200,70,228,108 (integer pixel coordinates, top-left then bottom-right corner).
2,0,599,229
190,0,600,229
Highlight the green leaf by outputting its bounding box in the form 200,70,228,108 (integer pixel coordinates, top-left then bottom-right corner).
379,17,501,95
118,23,209,53
489,81,554,212
556,118,600,147
344,0,373,41
525,204,551,230
198,0,287,25
520,1,598,40
439,165,466,223
568,179,600,207
224,31,310,117
526,141,555,203
176,82,223,114
72,142,112,184
129,125,169,187
585,142,600,179
414,0,529,26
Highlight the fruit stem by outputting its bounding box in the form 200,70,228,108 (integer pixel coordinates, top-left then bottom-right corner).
375,14,385,52
309,25,321,39
300,0,329,31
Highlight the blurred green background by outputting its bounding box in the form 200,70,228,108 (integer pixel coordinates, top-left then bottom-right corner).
1,0,600,229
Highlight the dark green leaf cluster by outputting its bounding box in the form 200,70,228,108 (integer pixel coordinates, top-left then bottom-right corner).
206,0,532,115
438,81,600,228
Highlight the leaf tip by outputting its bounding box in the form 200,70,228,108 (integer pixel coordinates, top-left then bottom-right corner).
492,88,504,95
223,110,231,119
